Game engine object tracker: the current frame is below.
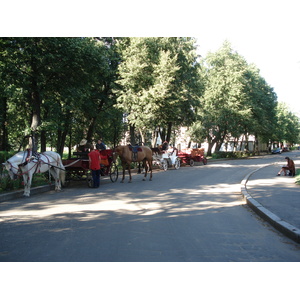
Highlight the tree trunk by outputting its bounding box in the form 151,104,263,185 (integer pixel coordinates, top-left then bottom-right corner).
87,116,96,143
0,96,9,151
166,122,172,143
151,130,158,148
139,128,145,145
129,124,135,145
30,56,42,152
207,142,215,156
40,130,46,152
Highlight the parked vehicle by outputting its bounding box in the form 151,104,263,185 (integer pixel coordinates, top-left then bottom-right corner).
178,148,208,166
271,148,282,154
63,149,118,186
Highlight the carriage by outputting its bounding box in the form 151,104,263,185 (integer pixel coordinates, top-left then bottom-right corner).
63,149,118,187
177,148,208,167
152,148,180,171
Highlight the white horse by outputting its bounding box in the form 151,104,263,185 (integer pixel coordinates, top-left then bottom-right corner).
3,149,65,197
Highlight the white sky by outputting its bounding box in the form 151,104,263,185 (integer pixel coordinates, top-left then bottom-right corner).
2,0,300,116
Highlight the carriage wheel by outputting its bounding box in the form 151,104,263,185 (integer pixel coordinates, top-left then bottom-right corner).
203,157,208,165
87,170,94,187
63,171,72,187
189,159,195,167
109,162,119,182
174,158,180,170
161,160,168,171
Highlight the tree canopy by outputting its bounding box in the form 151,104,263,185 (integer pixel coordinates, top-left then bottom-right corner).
0,37,299,155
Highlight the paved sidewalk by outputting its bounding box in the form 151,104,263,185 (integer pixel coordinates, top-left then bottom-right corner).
242,158,300,243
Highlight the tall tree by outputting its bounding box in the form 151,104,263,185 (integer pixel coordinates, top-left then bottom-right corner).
200,41,251,155
115,37,202,146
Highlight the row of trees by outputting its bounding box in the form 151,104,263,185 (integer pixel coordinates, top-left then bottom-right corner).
1,37,299,156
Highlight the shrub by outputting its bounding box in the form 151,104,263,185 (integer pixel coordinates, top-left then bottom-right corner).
0,151,17,164
212,151,252,159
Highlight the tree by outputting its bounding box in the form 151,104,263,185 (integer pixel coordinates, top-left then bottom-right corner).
0,37,123,154
274,102,300,146
199,41,251,155
115,37,202,146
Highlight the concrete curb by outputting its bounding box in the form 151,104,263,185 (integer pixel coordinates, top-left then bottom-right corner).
241,164,300,244
0,184,54,203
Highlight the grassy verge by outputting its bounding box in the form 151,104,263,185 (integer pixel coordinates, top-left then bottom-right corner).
0,173,51,194
295,169,300,185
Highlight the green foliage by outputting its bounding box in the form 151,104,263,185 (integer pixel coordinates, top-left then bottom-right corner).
1,37,298,154
212,151,253,159
197,41,279,155
0,37,123,152
295,169,300,185
0,151,17,163
273,102,300,145
115,37,203,145
0,175,23,192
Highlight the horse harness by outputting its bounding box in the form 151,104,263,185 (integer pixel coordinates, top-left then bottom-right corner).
128,145,142,162
14,150,62,178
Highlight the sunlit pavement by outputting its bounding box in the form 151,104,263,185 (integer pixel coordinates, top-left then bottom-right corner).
243,154,300,243
0,153,300,261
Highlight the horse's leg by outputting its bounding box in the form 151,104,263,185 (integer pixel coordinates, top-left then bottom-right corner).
149,159,153,181
23,173,31,197
50,168,61,191
121,162,126,183
143,159,148,181
128,162,132,183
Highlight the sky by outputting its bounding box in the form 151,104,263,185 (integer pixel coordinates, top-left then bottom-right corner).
2,0,299,116
192,1,300,116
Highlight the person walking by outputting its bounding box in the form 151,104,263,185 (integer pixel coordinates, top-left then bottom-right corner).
88,146,101,188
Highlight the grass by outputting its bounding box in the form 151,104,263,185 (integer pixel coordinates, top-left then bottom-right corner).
0,172,51,194
295,169,300,185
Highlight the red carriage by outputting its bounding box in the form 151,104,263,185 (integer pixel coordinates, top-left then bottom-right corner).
177,148,208,167
62,149,118,187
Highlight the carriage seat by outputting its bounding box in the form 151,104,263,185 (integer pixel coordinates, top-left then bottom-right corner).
73,152,89,159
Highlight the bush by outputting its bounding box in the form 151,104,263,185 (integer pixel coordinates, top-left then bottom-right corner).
0,151,17,164
0,175,23,192
212,151,252,159
0,171,51,193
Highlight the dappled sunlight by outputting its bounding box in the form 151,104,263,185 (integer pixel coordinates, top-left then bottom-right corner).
247,176,296,189
173,183,242,194
0,182,245,223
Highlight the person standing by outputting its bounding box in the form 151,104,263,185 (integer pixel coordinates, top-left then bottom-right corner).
88,146,101,188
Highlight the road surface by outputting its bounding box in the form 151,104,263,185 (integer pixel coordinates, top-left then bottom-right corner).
0,155,299,262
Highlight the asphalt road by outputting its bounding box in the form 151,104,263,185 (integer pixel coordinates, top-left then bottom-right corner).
0,156,300,262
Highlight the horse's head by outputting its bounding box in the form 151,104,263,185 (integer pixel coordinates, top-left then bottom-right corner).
2,161,18,180
112,146,123,162
2,151,26,180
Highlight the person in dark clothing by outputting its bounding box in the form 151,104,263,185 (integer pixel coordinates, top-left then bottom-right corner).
96,139,106,151
277,157,296,176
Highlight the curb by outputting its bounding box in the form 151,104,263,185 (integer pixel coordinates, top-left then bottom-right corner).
241,164,300,244
0,184,54,203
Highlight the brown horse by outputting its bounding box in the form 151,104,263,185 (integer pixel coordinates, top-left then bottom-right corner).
113,145,153,183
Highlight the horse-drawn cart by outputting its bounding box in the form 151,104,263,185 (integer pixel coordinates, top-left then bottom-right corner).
63,149,118,186
177,148,208,167
152,148,180,171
